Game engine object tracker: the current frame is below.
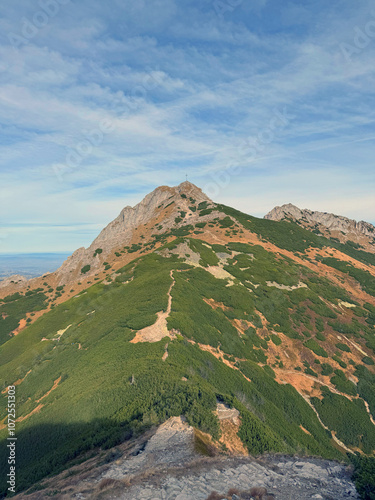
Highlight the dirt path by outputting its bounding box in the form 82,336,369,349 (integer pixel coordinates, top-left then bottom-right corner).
278,369,375,451
130,270,176,343
363,400,375,426
36,376,61,403
298,392,354,454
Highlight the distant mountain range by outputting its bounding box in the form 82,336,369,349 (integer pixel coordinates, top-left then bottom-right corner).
0,182,374,498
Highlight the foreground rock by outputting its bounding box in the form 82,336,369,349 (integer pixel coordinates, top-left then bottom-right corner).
98,455,358,500
97,417,358,500
13,417,359,499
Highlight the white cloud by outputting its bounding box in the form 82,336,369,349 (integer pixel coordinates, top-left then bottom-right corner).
0,0,374,252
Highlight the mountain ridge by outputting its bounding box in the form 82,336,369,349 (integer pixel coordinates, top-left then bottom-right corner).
265,203,375,252
0,183,374,497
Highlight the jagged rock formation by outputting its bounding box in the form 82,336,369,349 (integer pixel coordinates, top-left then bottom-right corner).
91,182,211,252
100,416,359,499
55,181,217,283
265,203,375,249
15,417,359,499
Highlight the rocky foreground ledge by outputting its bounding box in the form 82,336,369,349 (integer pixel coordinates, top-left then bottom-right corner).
15,417,359,500
102,455,358,500
96,417,358,500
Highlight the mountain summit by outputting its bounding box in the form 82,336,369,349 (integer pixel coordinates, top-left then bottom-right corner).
89,181,211,251
56,181,216,283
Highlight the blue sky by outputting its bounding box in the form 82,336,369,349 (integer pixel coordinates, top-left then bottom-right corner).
0,0,374,253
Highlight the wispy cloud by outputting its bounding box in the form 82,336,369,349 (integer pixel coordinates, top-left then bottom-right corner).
0,0,374,252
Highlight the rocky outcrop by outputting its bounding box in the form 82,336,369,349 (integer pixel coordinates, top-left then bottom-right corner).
265,203,375,246
90,181,211,251
98,417,358,500
105,458,358,499
54,181,214,283
97,416,358,500
0,274,28,289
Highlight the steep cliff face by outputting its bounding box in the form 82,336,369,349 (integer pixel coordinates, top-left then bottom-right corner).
265,203,375,250
55,181,214,283
90,181,211,251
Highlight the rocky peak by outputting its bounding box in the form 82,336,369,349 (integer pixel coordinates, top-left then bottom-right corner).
265,203,375,246
55,182,214,283
90,181,211,250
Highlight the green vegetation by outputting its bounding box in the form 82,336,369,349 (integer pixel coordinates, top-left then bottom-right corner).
321,257,375,296
93,248,103,257
199,209,214,216
304,339,328,358
316,332,326,341
80,265,91,274
321,363,333,376
333,354,347,369
1,215,374,497
211,244,229,253
351,455,375,500
355,365,375,419
188,239,219,267
197,201,209,210
270,334,282,346
128,243,143,253
217,217,234,228
330,369,357,396
312,387,375,454
336,343,351,353
218,202,375,269
217,204,327,253
0,290,48,346
304,366,318,377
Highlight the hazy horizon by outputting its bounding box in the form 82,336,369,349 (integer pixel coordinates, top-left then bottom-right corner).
0,253,71,279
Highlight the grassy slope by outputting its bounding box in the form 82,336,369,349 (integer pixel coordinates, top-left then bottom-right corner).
0,211,375,495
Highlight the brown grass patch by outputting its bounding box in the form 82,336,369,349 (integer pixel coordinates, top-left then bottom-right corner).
97,477,124,491
218,419,248,456
206,492,227,500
